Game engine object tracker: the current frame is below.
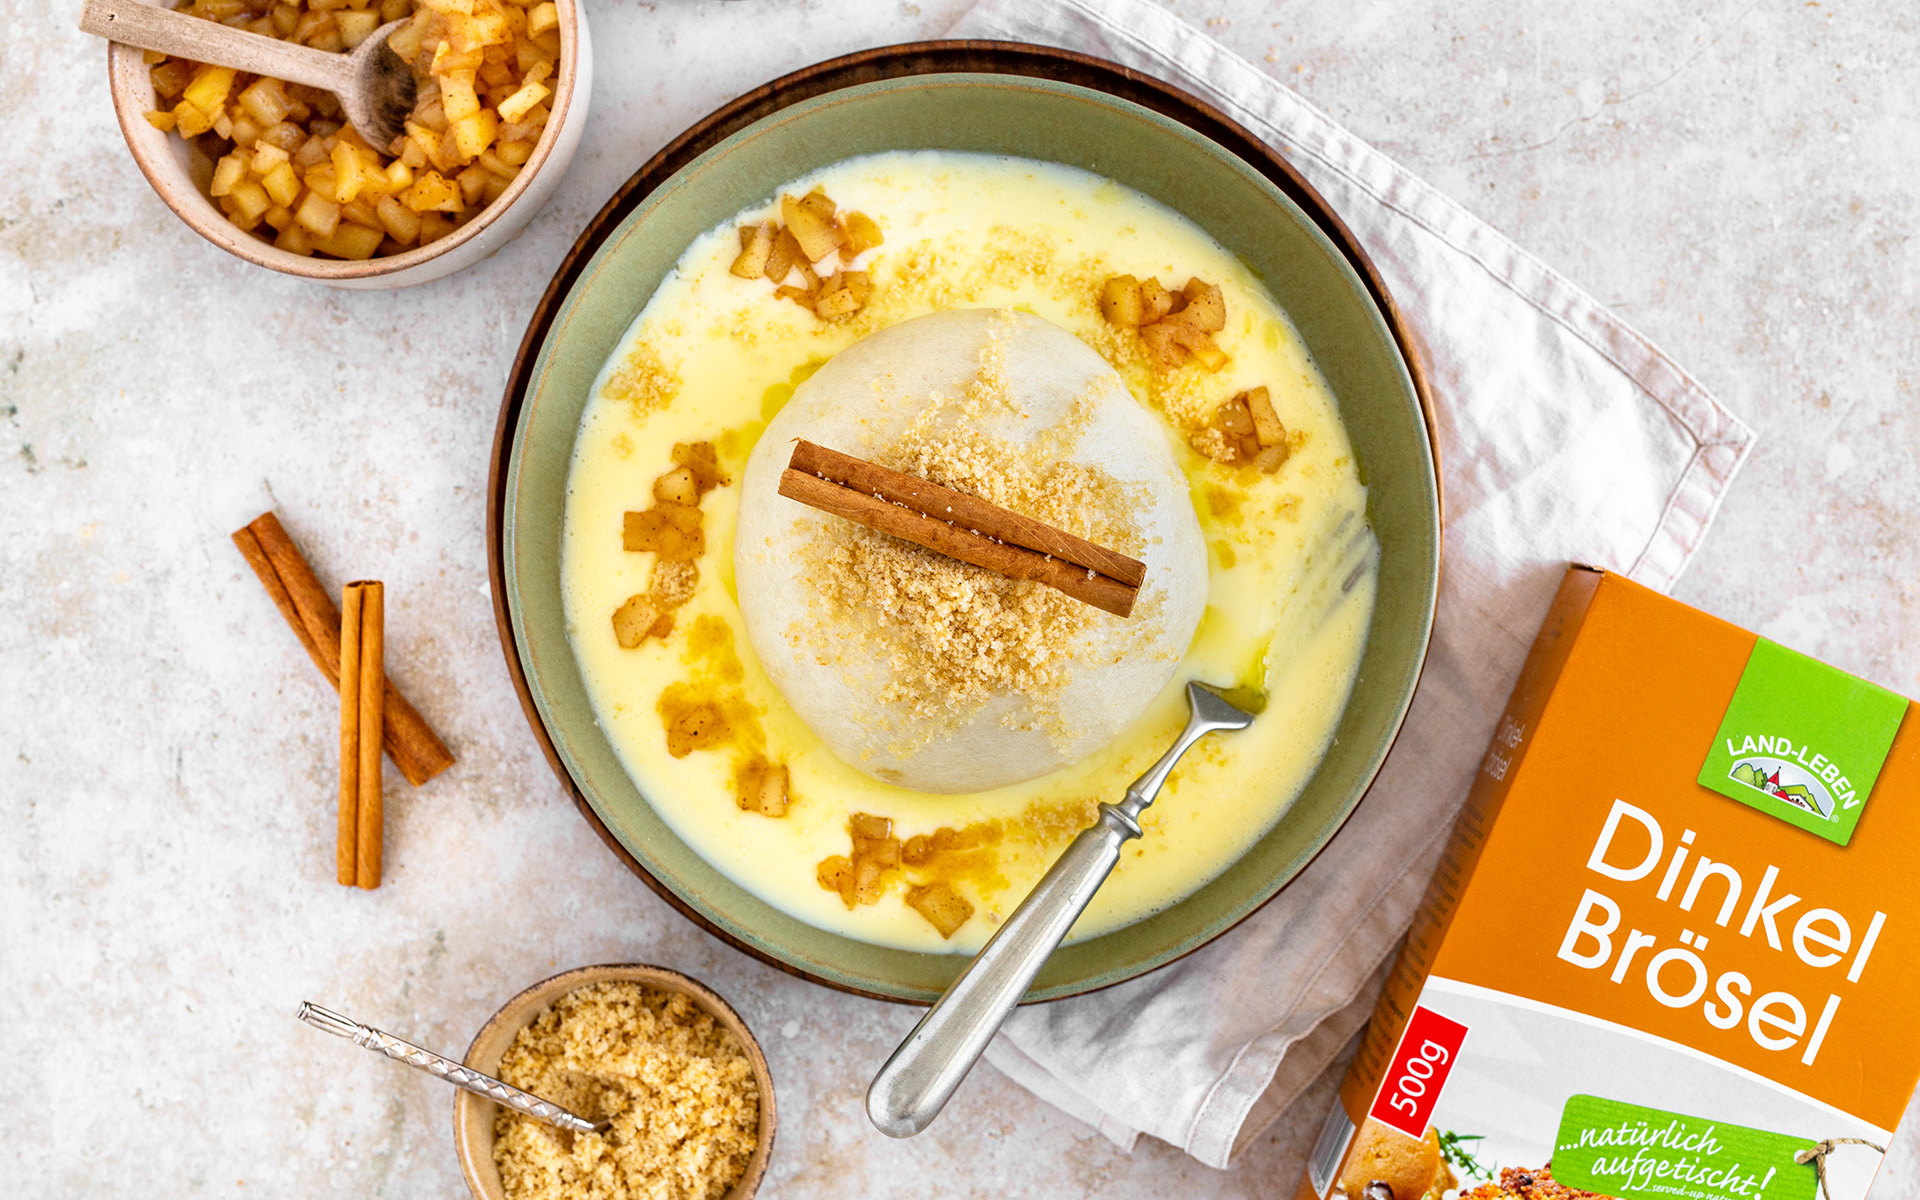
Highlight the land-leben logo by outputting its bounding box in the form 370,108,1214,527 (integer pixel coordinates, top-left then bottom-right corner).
1698,640,1907,847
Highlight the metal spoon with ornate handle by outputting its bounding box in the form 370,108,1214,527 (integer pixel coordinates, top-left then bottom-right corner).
866,681,1257,1137
78,0,416,149
298,1002,609,1134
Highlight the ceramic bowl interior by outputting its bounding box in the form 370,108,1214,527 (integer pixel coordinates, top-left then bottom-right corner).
104,0,588,287
452,963,776,1200
501,74,1441,1002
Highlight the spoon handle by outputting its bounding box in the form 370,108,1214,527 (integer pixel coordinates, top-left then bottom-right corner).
298,1002,606,1135
80,0,352,95
866,694,1239,1138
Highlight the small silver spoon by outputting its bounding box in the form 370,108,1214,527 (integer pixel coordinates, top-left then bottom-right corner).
298,1002,610,1135
80,0,417,149
866,681,1257,1137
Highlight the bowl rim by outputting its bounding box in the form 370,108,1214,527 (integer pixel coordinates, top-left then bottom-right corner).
103,0,584,280
451,962,777,1200
485,39,1444,1004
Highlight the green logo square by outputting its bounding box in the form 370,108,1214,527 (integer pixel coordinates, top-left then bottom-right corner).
1699,639,1908,846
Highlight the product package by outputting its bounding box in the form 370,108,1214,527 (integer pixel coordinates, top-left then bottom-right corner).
1298,567,1919,1200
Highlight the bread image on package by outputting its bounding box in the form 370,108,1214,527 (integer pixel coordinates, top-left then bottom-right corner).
1298,568,1920,1200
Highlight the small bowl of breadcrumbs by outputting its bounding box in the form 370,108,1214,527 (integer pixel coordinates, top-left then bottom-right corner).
453,963,775,1200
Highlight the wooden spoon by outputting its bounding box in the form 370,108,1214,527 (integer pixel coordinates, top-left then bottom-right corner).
79,0,417,150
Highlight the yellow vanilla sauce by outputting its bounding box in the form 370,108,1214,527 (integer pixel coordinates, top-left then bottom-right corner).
561,152,1375,953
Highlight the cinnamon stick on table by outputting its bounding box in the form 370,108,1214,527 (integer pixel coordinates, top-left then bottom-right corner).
778,440,1147,618
231,512,453,787
339,581,386,890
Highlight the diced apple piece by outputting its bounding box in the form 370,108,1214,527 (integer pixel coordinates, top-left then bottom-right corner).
906,883,975,938
210,153,248,198
294,190,341,237
238,76,293,126
183,65,237,115
1170,325,1229,371
780,193,845,262
144,109,177,132
1139,276,1176,321
340,199,384,230
622,505,705,561
818,855,856,906
652,466,699,506
455,163,490,205
172,100,216,138
730,221,774,279
496,78,549,123
736,760,791,818
331,141,370,202
250,141,291,172
527,1,559,36
1252,442,1291,474
376,194,423,244
1140,321,1188,369
1172,278,1226,332
764,225,804,285
841,210,883,255
662,699,725,758
611,594,660,649
814,284,862,321
316,222,383,260
402,171,464,213
1242,386,1284,446
1100,274,1146,326
671,441,729,492
1217,396,1254,438
261,161,302,208
227,179,271,223
337,8,379,47
451,108,498,160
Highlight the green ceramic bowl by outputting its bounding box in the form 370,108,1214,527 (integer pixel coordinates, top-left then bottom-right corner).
499,70,1439,1002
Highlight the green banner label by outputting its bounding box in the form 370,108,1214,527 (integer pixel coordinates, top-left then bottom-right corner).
1698,639,1907,846
1554,1094,1817,1200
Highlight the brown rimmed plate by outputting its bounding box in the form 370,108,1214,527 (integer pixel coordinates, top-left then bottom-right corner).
487,41,1441,1003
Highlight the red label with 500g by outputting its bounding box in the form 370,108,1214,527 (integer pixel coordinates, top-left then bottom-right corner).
1368,1005,1470,1138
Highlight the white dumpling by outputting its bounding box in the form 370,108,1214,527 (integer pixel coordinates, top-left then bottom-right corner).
733,309,1207,793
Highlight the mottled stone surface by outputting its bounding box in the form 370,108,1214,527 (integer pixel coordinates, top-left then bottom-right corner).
3,0,1915,1196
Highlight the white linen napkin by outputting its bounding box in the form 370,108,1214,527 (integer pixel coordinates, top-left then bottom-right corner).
949,0,1757,1168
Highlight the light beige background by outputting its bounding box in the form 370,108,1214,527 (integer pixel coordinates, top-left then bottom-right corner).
3,0,1916,1195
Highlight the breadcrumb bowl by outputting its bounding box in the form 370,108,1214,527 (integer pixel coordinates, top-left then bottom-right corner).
102,0,592,289
452,964,777,1200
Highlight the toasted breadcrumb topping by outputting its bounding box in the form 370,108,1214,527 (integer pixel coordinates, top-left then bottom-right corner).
601,341,681,419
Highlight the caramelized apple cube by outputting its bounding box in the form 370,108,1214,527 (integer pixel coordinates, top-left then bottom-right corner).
1173,278,1226,332
1242,386,1284,446
840,210,883,255
652,466,699,506
1217,397,1254,438
1252,442,1291,474
907,883,975,938
781,192,845,262
736,760,791,818
818,855,856,906
765,225,803,285
1139,276,1176,321
671,441,729,491
730,221,774,279
1140,321,1189,368
1100,274,1145,326
814,285,861,321
1168,324,1229,372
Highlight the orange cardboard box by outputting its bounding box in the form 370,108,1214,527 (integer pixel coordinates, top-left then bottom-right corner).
1298,568,1919,1200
